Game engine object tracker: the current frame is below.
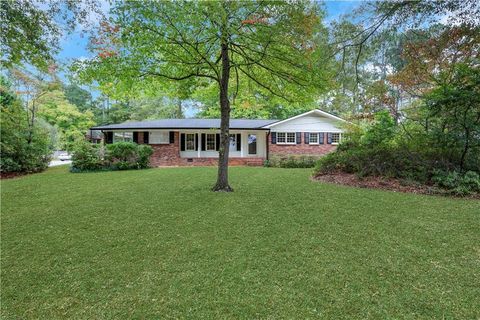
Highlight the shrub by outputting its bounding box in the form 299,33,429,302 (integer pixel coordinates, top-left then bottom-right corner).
105,142,138,170
268,154,322,168
71,142,153,172
137,144,154,169
432,170,480,196
71,141,104,172
105,142,153,170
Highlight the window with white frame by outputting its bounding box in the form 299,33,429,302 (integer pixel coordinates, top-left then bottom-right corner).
185,133,195,151
331,133,341,144
309,133,319,144
113,132,133,143
206,133,216,151
276,132,296,144
286,132,296,144
149,131,169,144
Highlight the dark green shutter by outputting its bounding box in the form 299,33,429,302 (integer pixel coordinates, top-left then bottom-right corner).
304,132,310,144
236,134,241,151
201,134,206,151
169,131,175,143
319,132,324,144
133,132,138,143
215,134,220,151
180,133,185,151
296,132,301,144
271,132,277,144
195,133,199,151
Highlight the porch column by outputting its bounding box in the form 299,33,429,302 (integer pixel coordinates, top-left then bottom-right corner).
240,132,244,157
197,132,201,158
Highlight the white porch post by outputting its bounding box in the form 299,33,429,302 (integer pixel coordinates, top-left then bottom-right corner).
197,132,201,158
240,132,244,157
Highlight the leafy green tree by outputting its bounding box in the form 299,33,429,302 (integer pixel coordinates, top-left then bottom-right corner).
0,76,52,172
64,84,93,112
37,89,95,150
422,64,480,171
75,1,330,191
1,0,101,71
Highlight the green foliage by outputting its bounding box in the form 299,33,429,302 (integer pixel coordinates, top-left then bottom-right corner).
0,76,52,173
105,142,153,170
314,105,480,196
70,141,104,172
1,0,101,71
267,154,321,168
37,88,95,151
421,64,480,171
361,110,396,146
432,170,480,196
105,142,139,170
71,142,153,172
64,84,92,112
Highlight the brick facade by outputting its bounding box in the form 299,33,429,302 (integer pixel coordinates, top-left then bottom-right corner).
268,133,337,156
143,132,264,167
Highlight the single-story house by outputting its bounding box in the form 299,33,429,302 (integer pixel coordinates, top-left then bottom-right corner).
91,109,346,166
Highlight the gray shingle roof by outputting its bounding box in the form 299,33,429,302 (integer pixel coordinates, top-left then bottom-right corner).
91,118,278,130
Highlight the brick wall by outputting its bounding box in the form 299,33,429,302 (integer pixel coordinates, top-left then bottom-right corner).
147,132,264,167
149,132,181,166
269,133,337,156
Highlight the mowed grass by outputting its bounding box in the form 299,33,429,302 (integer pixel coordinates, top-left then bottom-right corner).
1,166,479,319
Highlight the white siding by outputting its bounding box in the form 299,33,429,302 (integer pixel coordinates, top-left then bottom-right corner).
270,114,343,133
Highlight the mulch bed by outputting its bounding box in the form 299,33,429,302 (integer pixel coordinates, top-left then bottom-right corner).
314,172,480,199
0,172,31,180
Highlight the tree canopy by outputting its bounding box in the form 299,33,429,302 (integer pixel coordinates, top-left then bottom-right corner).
74,0,331,191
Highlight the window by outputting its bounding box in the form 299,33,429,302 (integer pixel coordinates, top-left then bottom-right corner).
331,133,341,144
276,132,296,144
149,131,169,144
229,134,236,151
286,132,296,144
113,132,133,143
248,134,257,154
185,133,195,151
123,132,133,142
309,133,319,144
206,133,216,151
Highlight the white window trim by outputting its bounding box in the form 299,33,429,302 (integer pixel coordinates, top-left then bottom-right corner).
206,133,216,151
309,132,319,145
276,132,296,145
331,133,341,145
149,131,170,144
185,133,196,151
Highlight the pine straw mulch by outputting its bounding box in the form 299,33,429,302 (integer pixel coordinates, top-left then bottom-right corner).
313,172,480,199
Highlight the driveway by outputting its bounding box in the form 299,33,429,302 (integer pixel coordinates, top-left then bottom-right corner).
49,160,72,167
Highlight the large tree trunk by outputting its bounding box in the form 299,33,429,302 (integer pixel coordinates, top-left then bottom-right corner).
212,41,233,192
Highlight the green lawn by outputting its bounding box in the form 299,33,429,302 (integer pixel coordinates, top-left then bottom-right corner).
1,166,479,319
